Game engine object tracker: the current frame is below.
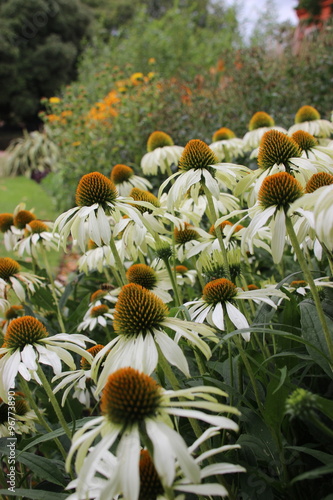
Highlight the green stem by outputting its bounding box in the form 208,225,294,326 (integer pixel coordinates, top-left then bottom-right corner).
36,364,72,440
109,235,127,286
286,217,333,361
233,336,264,413
40,245,66,332
164,159,175,184
309,412,333,439
19,376,69,463
163,257,182,307
203,185,231,279
191,256,205,289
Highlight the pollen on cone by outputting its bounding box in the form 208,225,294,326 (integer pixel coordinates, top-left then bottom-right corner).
179,139,218,172
258,130,302,169
113,283,168,337
110,164,134,184
147,131,174,152
75,172,118,207
291,130,317,151
126,264,157,290
0,213,13,233
100,367,162,424
305,172,333,193
258,172,303,208
248,111,274,131
295,105,320,123
13,210,36,229
212,127,236,142
81,344,104,370
0,257,20,281
3,316,48,350
174,222,200,244
203,278,238,304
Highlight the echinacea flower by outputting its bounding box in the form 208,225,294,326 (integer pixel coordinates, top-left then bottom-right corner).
77,239,124,273
126,261,173,302
92,283,217,390
13,208,36,229
53,344,105,407
174,222,210,262
288,105,333,139
163,139,249,210
241,171,304,263
209,127,244,162
0,392,38,437
313,184,333,250
0,257,43,302
286,277,333,297
243,111,287,151
291,130,333,170
141,131,184,176
185,278,285,341
0,212,18,251
66,366,240,500
110,163,152,196
14,219,60,259
66,426,245,500
174,265,197,287
1,304,24,333
78,304,114,332
54,172,145,251
0,315,94,401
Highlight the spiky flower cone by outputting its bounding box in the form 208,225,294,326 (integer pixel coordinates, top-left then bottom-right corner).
75,172,118,207
258,172,303,209
100,367,162,424
305,172,333,193
113,283,168,337
126,264,157,290
179,139,218,172
147,131,174,152
202,278,238,304
110,164,134,184
3,316,48,350
295,105,320,123
258,130,302,169
248,111,274,131
212,127,236,142
291,130,317,151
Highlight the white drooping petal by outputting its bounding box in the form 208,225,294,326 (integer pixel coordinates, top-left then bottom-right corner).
118,427,141,500
225,301,250,341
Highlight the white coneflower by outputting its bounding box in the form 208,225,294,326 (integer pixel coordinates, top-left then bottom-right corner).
0,257,43,302
174,265,197,287
54,172,145,251
0,315,94,402
241,172,304,263
110,163,152,196
243,111,287,151
77,238,123,273
126,261,173,303
0,305,24,334
173,222,210,262
52,344,105,407
14,220,60,259
313,184,333,250
141,131,184,176
66,366,240,500
288,105,333,140
66,426,245,500
185,278,286,341
209,126,244,161
163,139,249,210
0,392,38,437
78,304,114,332
92,283,217,390
291,130,333,171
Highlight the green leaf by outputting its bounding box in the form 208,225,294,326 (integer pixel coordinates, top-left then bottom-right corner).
290,463,333,484
264,369,290,433
21,417,95,452
299,300,333,378
286,445,333,465
0,489,68,499
0,445,66,486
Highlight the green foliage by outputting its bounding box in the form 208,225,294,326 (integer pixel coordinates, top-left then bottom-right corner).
4,128,59,180
0,0,92,124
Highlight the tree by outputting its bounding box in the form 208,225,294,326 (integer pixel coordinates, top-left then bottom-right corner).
0,0,92,125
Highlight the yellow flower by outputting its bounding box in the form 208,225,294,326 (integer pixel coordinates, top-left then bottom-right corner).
148,57,156,64
49,97,61,104
72,141,81,147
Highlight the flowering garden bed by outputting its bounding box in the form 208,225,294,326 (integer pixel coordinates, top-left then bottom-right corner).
0,102,333,500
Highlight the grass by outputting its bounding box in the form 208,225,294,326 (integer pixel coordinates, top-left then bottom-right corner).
0,175,62,269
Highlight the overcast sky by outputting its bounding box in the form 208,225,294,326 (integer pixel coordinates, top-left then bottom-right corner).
224,0,299,36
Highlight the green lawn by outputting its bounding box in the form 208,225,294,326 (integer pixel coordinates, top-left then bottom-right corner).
0,176,62,268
